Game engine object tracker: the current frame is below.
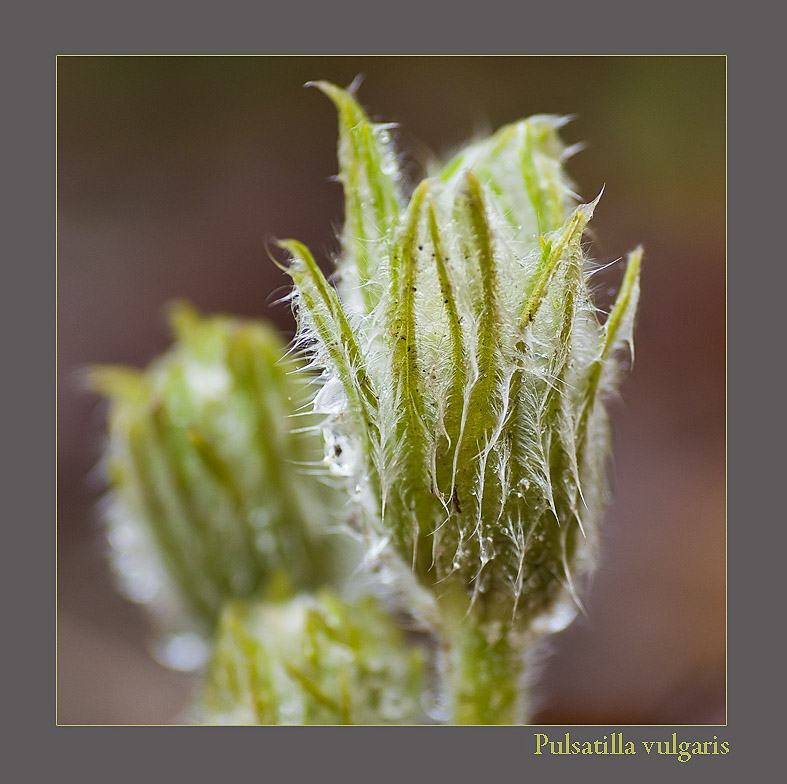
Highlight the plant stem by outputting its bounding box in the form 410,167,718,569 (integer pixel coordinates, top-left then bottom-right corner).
442,611,527,725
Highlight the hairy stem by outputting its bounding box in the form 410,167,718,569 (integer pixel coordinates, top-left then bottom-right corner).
440,601,528,724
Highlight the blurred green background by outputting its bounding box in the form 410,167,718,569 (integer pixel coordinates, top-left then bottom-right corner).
57,55,725,724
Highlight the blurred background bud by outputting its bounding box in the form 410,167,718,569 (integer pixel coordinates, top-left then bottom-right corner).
91,303,350,669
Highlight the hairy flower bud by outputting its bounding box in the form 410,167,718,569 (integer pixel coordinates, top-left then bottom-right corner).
281,83,641,642
197,592,426,725
92,303,347,664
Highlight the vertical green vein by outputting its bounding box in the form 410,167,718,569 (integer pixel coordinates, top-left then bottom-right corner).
388,181,437,569
451,173,505,517
427,199,467,493
389,181,429,453
465,172,503,407
466,172,500,379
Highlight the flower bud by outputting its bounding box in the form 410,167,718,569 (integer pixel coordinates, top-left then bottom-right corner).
281,84,641,638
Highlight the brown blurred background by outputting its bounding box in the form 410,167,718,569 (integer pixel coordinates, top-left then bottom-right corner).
57,55,725,725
